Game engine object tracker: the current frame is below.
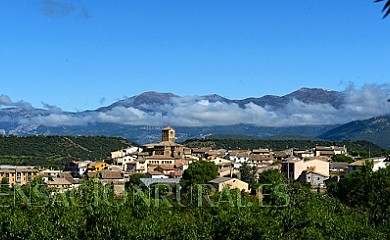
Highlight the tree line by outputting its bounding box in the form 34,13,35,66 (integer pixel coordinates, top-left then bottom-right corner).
1,161,390,239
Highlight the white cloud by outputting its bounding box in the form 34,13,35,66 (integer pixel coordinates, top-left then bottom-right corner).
0,94,34,111
2,84,389,128
27,114,95,127
41,102,63,113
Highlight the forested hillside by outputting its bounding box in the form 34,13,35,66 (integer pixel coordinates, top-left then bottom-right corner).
0,135,135,167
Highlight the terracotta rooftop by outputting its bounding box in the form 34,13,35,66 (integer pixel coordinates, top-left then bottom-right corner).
209,177,235,184
169,170,183,177
99,170,123,179
174,159,188,166
157,165,175,171
59,172,76,184
304,170,329,177
147,170,165,176
47,178,72,186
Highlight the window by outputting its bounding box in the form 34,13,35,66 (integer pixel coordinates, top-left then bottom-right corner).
16,173,21,182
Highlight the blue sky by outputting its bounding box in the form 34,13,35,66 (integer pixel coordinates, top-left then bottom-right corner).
0,0,389,112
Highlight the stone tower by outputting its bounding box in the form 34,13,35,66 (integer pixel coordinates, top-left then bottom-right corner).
162,126,175,143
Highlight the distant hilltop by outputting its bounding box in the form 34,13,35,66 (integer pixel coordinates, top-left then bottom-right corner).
0,86,389,148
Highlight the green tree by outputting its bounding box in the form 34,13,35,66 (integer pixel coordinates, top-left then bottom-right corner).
180,160,218,190
328,161,390,225
239,162,256,188
129,173,146,185
332,154,354,163
327,160,373,207
257,169,286,185
0,177,10,193
254,169,288,207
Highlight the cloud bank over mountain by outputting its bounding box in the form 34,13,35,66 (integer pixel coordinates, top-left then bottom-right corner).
0,95,34,111
0,84,389,128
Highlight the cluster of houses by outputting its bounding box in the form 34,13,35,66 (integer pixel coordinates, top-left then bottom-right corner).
1,126,390,194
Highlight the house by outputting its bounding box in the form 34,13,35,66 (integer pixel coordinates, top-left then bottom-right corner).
314,146,347,158
65,160,92,178
47,177,73,191
125,160,147,174
281,158,304,180
111,146,142,159
155,165,176,175
206,149,228,160
146,170,169,179
208,157,233,177
113,155,137,168
191,147,213,159
293,149,314,159
217,162,234,177
314,146,335,157
87,161,109,173
111,146,144,168
281,158,329,181
332,146,348,155
39,168,62,182
208,177,249,192
274,150,290,161
348,157,389,173
330,162,349,176
228,150,251,162
169,170,184,178
256,164,280,175
174,159,190,171
58,172,77,185
248,154,274,166
98,169,125,185
298,170,329,187
302,159,329,178
0,165,38,186
252,148,272,156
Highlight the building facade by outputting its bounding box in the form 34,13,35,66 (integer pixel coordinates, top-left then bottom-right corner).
0,165,38,186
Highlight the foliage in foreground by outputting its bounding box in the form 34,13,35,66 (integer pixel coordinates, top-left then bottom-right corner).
1,168,390,239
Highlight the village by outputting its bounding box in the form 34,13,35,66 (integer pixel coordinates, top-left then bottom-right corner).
1,126,389,195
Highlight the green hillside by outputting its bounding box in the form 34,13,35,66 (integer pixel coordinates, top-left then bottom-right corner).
0,135,135,167
318,115,390,149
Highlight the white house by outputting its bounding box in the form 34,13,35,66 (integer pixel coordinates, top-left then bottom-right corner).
348,157,389,173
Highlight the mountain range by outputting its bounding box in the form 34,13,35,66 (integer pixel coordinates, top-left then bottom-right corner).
0,87,389,148
97,87,344,111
